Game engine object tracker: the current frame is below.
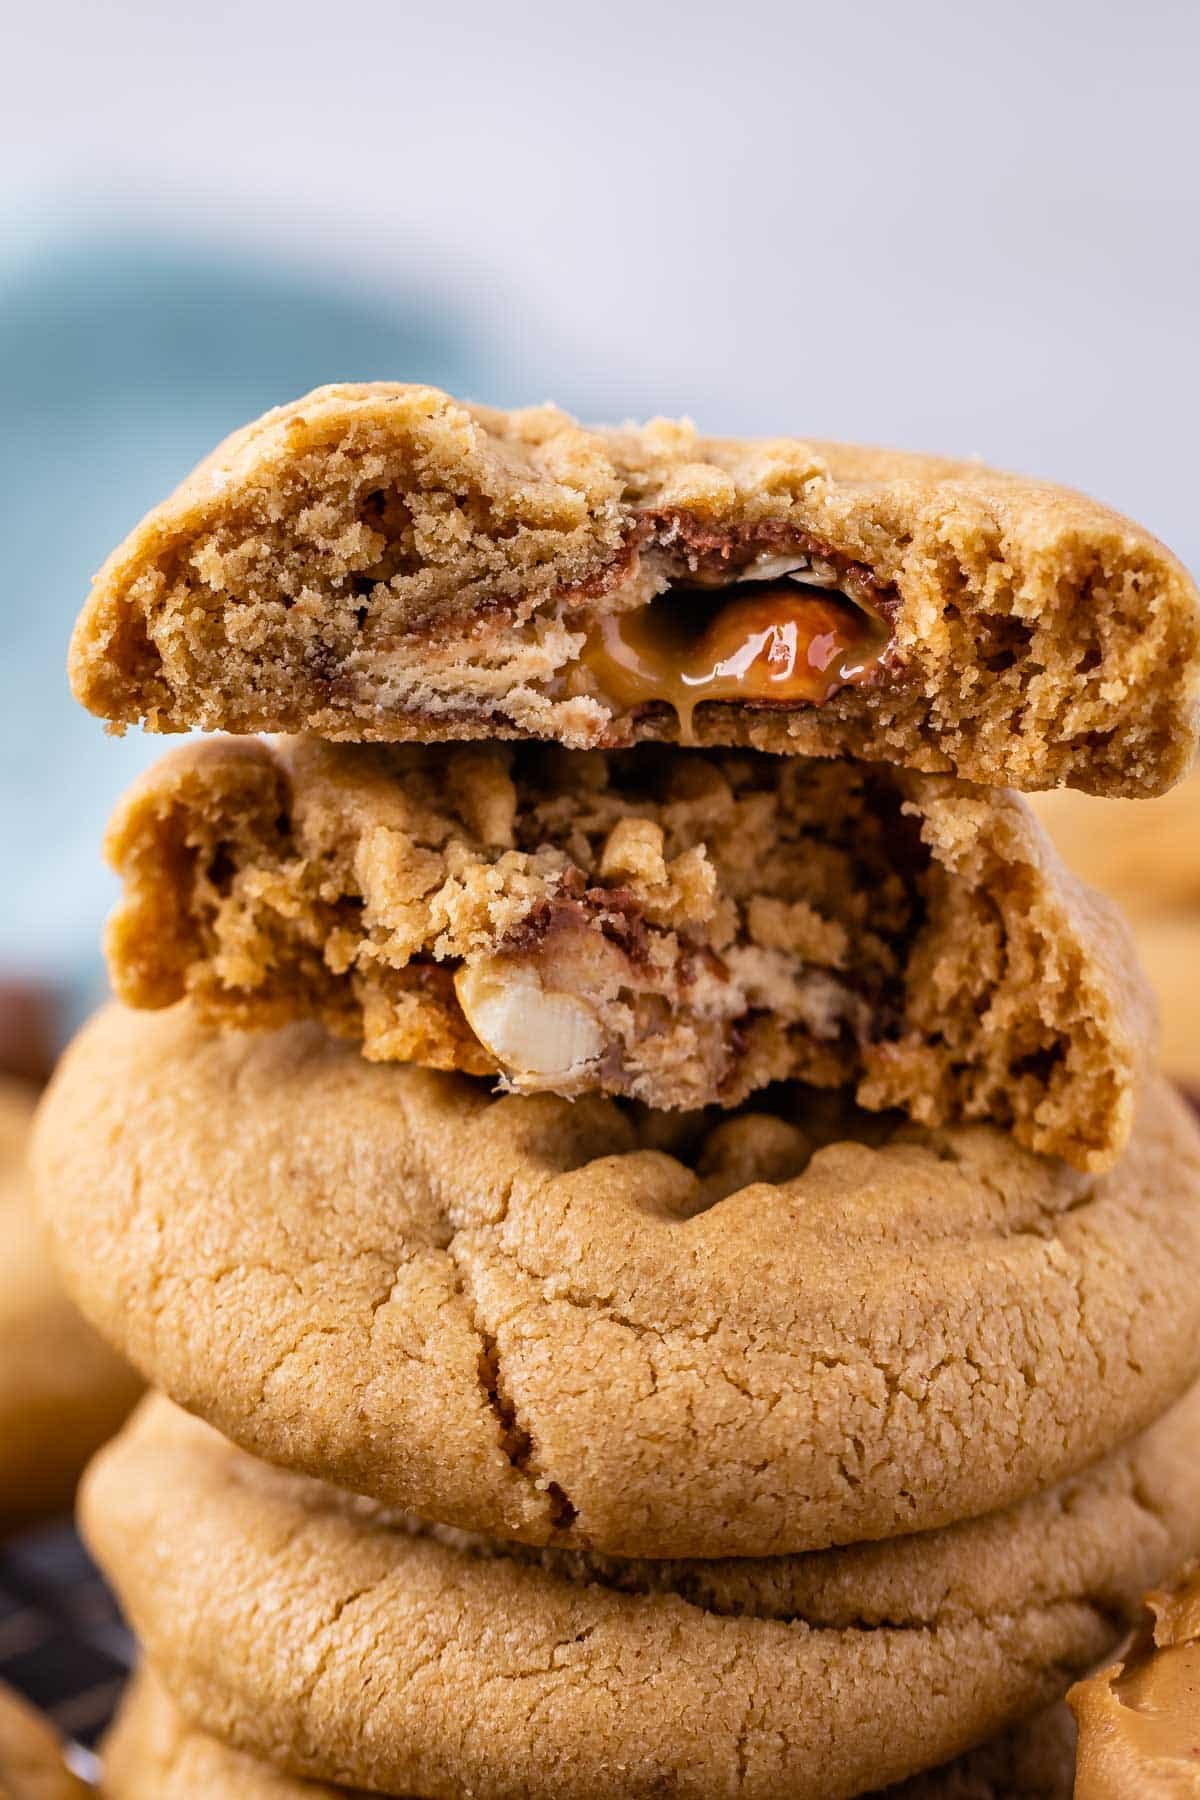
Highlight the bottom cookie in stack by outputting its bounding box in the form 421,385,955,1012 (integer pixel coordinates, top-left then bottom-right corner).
101,1668,1079,1799
83,1390,1200,1800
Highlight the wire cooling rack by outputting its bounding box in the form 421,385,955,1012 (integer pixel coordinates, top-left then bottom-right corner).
0,1518,132,1780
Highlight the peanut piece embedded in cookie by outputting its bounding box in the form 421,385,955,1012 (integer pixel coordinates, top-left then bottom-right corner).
102,736,1155,1169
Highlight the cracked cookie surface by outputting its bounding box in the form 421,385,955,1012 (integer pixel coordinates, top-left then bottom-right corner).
102,1669,1078,1799
105,737,1154,1169
70,383,1200,798
83,1389,1200,1800
0,1080,139,1527
35,1005,1200,1560
0,1680,88,1799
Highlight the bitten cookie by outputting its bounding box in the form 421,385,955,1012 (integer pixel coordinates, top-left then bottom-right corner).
102,1669,1078,1799
0,1681,88,1798
35,1005,1200,1559
70,384,1200,797
0,1080,140,1526
1069,1561,1200,1795
83,1391,1200,1800
105,737,1155,1165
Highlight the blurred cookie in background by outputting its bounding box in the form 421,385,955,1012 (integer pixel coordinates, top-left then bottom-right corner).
1032,769,1200,1094
0,1678,88,1797
0,1077,141,1529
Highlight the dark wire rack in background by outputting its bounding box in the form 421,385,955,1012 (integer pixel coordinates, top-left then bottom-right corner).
1,1521,132,1781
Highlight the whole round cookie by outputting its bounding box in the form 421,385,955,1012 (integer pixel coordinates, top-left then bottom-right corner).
83,1389,1200,1800
32,1008,1200,1569
0,1680,88,1798
102,1669,1077,1799
0,1079,140,1526
35,1003,1200,1559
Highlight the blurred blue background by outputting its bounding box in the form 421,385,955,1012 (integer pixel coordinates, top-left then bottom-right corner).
3,0,1198,1046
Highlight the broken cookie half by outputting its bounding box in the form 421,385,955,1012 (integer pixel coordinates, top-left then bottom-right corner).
105,736,1154,1170
72,384,1200,796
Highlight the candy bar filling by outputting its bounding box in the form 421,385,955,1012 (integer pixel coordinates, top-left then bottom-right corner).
555,534,896,741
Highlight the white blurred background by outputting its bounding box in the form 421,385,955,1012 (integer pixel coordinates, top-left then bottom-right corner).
3,0,1198,1048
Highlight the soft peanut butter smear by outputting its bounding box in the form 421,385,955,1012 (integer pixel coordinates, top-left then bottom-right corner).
1071,1563,1200,1793
578,578,892,742
1113,1642,1200,1762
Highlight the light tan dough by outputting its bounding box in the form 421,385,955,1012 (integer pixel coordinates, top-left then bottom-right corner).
102,1668,1078,1799
83,1390,1200,1800
104,736,1156,1166
70,384,1200,797
34,1005,1200,1559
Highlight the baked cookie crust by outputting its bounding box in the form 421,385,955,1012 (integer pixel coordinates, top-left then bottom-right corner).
104,737,1155,1168
102,1670,1077,1799
83,1390,1200,1800
70,384,1200,797
35,1005,1200,1559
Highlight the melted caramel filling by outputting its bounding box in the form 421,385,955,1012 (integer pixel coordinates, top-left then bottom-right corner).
579,581,890,742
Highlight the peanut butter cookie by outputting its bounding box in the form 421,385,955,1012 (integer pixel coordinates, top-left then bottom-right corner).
70,384,1200,797
0,1682,88,1799
35,1005,1200,1559
102,1669,1077,1799
1069,1561,1200,1795
105,737,1155,1166
0,1080,139,1526
83,1390,1200,1800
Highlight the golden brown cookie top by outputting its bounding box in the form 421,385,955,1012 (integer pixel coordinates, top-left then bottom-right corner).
104,737,1155,1167
70,384,1200,796
83,1389,1200,1800
0,1683,87,1800
1070,1563,1200,1796
36,1005,1200,1559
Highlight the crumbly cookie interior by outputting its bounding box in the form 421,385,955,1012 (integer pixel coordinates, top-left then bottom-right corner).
105,738,1146,1167
72,386,1200,795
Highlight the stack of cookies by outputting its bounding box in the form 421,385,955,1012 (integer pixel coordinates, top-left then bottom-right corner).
33,386,1200,1797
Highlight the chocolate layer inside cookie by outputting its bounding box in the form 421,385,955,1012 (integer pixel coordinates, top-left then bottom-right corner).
347,506,900,746
104,737,1150,1167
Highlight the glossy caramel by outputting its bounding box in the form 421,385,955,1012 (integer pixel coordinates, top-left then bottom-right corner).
580,581,890,742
